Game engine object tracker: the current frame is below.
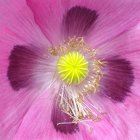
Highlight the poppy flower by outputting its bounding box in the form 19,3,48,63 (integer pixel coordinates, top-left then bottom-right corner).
0,0,140,139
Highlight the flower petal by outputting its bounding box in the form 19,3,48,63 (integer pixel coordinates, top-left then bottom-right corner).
86,94,140,140
13,89,53,140
96,24,140,98
51,96,79,134
120,51,140,97
63,6,98,37
83,0,140,46
0,89,40,139
13,90,84,140
27,0,65,45
100,57,134,102
0,0,50,48
0,1,50,139
27,0,140,46
97,24,140,58
8,45,45,90
0,0,51,91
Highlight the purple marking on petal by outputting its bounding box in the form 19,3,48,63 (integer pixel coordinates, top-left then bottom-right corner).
51,97,79,134
63,6,98,37
7,45,41,91
100,58,134,102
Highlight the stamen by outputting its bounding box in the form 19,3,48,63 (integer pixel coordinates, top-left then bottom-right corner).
58,85,103,125
48,37,105,124
48,37,86,56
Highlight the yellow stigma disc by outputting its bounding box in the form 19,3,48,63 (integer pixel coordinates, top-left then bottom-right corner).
57,51,88,84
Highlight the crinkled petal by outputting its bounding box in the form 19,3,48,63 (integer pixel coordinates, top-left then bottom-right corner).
0,89,40,139
63,6,98,37
99,57,134,102
0,0,51,92
1,1,140,140
0,0,50,48
0,0,51,91
96,24,140,97
85,93,140,140
51,95,79,134
27,0,65,45
8,45,43,90
0,1,50,139
97,24,140,58
79,116,118,140
13,90,85,140
7,45,56,91
82,24,140,139
27,0,140,46
121,51,140,97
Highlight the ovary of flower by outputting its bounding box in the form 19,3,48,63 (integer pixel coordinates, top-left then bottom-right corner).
57,51,89,85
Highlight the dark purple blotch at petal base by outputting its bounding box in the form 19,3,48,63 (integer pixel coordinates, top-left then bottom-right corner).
100,58,134,102
63,6,98,37
51,96,79,134
7,45,41,91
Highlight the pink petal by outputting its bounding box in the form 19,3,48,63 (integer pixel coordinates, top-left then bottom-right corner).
27,0,66,45
85,94,140,140
0,0,51,88
80,117,118,140
8,45,42,90
121,51,140,97
83,0,140,46
0,88,41,139
99,57,134,102
0,0,51,92
51,96,79,134
95,24,140,97
27,0,140,46
63,6,98,37
7,44,55,91
13,90,84,140
0,1,50,139
1,1,140,139
96,24,140,58
0,0,50,48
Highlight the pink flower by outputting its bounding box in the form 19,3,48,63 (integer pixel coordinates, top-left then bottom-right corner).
0,0,140,139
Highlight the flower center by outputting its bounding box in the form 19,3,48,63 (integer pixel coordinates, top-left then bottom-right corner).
57,51,88,84
48,37,105,124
